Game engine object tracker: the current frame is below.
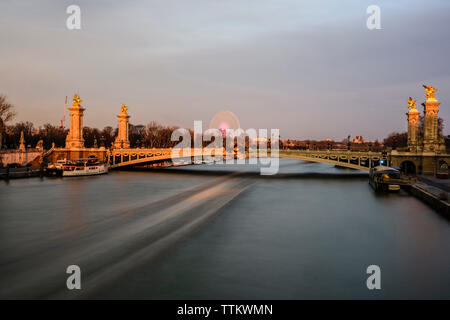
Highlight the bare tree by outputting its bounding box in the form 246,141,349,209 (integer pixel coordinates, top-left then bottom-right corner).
140,121,181,148
0,95,16,148
383,132,408,149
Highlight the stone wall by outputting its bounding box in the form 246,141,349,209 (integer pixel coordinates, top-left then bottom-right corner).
0,149,42,166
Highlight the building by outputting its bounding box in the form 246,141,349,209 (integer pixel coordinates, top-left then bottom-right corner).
352,136,365,144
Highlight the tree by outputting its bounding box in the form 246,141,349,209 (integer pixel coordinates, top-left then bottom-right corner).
383,132,408,149
139,121,182,148
129,124,146,147
0,95,16,148
7,122,35,148
39,123,67,148
101,126,115,148
83,127,101,148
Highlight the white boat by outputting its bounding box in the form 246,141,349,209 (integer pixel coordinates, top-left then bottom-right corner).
47,159,69,176
62,158,108,177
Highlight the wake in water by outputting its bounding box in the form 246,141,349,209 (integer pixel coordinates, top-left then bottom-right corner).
0,174,254,299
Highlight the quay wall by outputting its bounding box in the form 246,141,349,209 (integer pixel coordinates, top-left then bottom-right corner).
407,184,450,218
0,149,42,166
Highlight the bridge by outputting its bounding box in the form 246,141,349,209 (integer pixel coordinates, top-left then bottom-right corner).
106,148,450,175
44,85,450,177
279,150,450,175
46,146,450,176
107,148,235,169
279,150,385,171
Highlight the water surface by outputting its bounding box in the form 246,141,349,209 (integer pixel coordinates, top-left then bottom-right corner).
0,159,449,299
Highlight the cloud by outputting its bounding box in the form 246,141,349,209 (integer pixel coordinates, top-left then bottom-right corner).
0,0,449,140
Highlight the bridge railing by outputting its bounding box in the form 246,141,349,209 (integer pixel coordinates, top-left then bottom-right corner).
107,148,235,168
107,147,390,171
279,150,387,170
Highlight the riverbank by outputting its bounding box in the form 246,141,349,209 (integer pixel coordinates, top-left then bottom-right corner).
407,177,450,218
0,166,43,179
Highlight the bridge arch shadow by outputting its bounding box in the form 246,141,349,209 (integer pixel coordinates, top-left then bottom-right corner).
438,160,449,178
400,160,416,175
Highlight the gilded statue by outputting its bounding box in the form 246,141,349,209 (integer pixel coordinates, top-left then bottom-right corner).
72,94,83,106
423,84,438,100
121,104,128,114
406,97,417,110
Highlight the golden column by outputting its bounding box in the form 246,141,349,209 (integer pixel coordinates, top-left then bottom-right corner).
422,85,440,152
406,97,420,152
19,131,25,151
65,94,85,149
19,131,26,164
114,104,130,149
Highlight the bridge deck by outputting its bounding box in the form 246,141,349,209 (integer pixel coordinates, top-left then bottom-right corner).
279,150,387,172
108,148,235,169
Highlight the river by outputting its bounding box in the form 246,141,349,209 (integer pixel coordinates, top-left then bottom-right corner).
0,159,449,299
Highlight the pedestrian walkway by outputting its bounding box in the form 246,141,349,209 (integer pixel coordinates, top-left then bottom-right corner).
418,175,450,192
410,176,450,217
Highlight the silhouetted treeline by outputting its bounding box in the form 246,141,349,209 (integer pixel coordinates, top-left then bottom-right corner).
383,132,408,149
2,122,67,149
0,121,186,149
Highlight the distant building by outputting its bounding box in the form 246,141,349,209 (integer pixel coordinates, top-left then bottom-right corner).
353,135,365,144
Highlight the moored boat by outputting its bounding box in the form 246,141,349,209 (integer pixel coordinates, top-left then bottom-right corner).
369,166,410,192
61,158,108,177
46,159,69,176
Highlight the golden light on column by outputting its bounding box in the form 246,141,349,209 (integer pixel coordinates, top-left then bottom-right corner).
114,104,130,149
406,97,419,152
422,85,441,152
65,93,85,149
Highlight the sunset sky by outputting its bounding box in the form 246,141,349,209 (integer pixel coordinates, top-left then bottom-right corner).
1,0,449,140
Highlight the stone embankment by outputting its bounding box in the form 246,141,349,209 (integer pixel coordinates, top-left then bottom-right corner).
408,178,450,217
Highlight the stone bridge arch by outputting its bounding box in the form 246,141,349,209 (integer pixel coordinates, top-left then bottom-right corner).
400,160,417,175
437,159,449,178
